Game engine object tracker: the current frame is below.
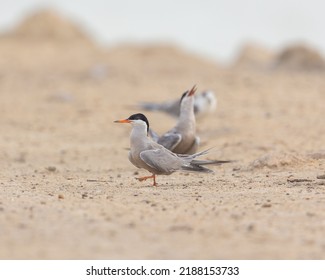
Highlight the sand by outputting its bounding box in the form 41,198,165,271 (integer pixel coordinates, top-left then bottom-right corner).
0,11,325,259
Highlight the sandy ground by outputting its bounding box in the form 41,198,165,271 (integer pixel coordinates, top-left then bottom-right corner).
1,12,325,259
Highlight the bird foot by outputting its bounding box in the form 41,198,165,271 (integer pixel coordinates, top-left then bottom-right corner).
136,175,152,182
136,175,157,186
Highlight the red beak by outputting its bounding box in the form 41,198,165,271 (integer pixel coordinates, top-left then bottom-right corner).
114,119,131,123
188,85,197,96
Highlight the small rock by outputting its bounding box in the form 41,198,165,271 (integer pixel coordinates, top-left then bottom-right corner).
262,203,272,208
316,174,325,180
47,166,56,172
169,225,193,232
307,151,325,160
126,222,136,228
89,64,108,80
48,91,74,103
249,152,305,170
247,224,255,231
287,178,312,183
58,194,64,199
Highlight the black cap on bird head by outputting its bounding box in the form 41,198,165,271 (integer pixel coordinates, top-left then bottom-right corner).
179,85,197,104
180,91,188,104
127,113,150,133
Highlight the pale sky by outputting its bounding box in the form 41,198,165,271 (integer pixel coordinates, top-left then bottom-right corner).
1,0,324,63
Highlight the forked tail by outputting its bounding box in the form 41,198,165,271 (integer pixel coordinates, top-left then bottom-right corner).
180,148,233,173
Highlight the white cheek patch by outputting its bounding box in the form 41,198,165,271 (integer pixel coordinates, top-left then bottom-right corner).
131,119,148,130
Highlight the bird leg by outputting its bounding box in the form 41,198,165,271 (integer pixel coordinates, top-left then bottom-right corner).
136,174,157,186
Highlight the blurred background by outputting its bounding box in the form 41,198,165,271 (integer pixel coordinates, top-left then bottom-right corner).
1,0,325,63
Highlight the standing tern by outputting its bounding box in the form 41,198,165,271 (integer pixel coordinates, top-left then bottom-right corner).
114,113,231,186
154,85,199,154
137,90,217,118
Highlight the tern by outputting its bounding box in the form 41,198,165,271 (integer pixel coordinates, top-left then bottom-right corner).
114,113,231,186
154,85,199,154
138,89,217,118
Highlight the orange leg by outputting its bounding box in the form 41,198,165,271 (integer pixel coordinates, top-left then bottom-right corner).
136,174,157,186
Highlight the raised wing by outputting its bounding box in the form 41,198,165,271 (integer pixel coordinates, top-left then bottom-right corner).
157,133,182,151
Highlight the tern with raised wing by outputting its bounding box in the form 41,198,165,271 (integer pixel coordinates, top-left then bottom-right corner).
152,85,199,154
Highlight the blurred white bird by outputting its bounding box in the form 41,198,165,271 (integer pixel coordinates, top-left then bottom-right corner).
137,90,217,118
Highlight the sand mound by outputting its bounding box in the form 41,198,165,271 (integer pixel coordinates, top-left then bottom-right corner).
306,151,325,160
107,44,220,68
273,44,325,71
233,43,275,70
248,152,307,170
104,44,221,82
7,9,93,45
0,9,102,72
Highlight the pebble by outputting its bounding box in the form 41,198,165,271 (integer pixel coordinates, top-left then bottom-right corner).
287,178,312,183
47,166,56,172
261,203,272,208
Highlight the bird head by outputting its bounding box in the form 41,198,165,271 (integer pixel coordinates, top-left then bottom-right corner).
180,85,197,104
114,113,150,134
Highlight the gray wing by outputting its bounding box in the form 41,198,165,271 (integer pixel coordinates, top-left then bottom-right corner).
148,128,160,142
138,99,180,117
161,100,181,117
139,149,182,174
157,133,182,151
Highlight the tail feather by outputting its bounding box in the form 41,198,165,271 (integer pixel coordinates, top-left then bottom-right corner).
178,148,234,164
191,159,233,166
181,164,214,173
180,148,233,173
177,147,214,159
